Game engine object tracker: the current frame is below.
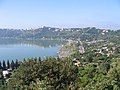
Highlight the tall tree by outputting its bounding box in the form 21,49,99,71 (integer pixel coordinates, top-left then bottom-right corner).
15,60,19,69
7,60,10,69
2,60,6,70
11,60,15,70
0,61,2,69
38,57,41,64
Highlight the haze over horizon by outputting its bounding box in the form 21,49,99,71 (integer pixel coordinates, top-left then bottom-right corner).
0,0,120,30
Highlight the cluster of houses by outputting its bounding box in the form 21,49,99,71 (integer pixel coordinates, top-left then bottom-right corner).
101,29,109,35
92,44,119,57
58,40,85,58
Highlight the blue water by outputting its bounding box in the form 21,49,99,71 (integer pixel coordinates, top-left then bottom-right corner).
0,44,59,61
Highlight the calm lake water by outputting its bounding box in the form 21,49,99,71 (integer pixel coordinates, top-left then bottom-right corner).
0,44,59,61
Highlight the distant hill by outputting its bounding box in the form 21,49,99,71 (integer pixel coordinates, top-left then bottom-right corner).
0,26,120,42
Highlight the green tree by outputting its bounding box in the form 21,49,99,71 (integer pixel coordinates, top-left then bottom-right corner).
11,60,15,70
7,60,10,69
0,61,2,69
2,60,6,70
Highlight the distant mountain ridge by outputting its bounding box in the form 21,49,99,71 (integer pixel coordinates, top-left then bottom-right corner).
0,26,60,39
0,26,120,41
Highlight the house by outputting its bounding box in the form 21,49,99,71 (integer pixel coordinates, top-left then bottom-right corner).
3,70,9,78
73,58,81,67
78,46,85,54
2,69,12,78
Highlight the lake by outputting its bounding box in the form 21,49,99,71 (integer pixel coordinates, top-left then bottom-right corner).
0,44,59,61
0,39,62,61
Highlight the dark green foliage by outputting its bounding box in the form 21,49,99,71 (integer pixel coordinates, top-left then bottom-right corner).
2,60,6,70
7,60,10,69
7,57,78,90
15,60,19,69
11,60,15,70
0,56,119,90
0,61,2,69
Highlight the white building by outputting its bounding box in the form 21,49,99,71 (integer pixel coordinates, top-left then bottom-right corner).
2,70,9,78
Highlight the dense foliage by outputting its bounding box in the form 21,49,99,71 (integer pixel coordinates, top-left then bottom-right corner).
0,55,120,90
1,57,79,90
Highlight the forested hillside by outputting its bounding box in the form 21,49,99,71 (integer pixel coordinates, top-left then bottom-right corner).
0,27,120,42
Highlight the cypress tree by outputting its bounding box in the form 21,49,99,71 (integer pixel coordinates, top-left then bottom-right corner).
15,59,19,69
2,60,6,70
39,57,41,62
11,60,15,70
0,61,2,69
7,60,10,69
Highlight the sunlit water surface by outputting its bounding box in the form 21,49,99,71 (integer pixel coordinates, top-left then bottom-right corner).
0,44,59,61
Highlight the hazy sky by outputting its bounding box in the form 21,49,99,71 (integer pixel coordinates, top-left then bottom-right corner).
0,0,120,29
